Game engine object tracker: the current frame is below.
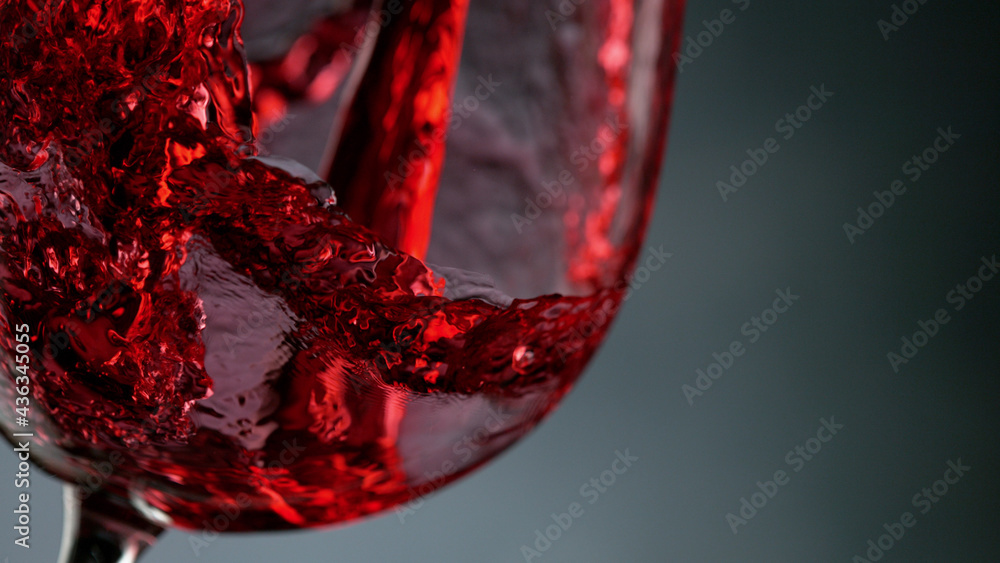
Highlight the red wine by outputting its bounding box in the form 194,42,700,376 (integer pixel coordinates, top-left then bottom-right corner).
0,0,683,531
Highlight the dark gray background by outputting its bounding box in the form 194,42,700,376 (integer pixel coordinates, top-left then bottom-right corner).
4,0,999,561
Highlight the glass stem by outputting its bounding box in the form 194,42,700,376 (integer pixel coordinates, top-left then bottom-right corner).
58,485,165,563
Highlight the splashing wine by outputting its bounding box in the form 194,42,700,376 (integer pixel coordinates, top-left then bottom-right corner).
0,0,685,560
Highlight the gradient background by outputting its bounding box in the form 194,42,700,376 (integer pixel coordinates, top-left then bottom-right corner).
4,0,999,561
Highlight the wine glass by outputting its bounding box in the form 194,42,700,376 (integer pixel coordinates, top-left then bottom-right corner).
0,0,685,561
